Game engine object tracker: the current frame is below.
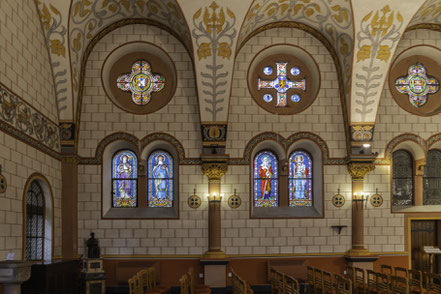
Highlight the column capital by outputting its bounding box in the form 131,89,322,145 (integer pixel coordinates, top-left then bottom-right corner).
201,154,228,181
347,162,375,180
61,156,79,164
415,158,426,176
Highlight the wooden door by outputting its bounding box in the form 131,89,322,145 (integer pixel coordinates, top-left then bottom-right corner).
411,220,438,273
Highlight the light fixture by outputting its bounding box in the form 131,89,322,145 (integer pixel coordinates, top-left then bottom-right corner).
363,143,371,148
207,192,222,202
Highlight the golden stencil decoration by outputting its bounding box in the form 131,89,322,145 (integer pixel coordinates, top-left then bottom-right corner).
347,162,375,180
188,192,201,209
201,162,228,180
370,189,383,207
228,189,241,209
332,190,345,208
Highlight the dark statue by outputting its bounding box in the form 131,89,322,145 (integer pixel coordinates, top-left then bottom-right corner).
86,232,100,258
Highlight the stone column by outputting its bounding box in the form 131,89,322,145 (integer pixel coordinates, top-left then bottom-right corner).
346,162,375,257
201,158,228,259
61,156,78,259
414,159,426,206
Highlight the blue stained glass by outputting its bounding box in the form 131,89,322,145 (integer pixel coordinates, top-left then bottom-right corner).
253,151,278,207
289,150,312,207
148,150,173,207
291,94,301,103
290,67,300,76
263,67,273,75
112,150,138,207
263,94,273,102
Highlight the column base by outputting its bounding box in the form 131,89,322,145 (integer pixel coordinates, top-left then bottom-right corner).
200,256,230,288
202,250,228,260
345,248,372,257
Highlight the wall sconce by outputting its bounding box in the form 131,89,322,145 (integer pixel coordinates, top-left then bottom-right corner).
207,193,222,202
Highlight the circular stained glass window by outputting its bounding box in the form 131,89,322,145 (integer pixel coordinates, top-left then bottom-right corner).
291,94,301,103
263,67,273,75
291,67,301,76
263,94,273,103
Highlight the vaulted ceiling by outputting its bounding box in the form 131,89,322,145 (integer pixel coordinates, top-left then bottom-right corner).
33,0,441,154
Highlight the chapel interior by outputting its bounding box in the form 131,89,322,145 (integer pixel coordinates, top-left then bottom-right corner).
1,0,441,293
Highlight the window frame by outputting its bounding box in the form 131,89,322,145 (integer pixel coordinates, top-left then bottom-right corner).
288,149,313,207
252,149,280,207
111,149,139,208
423,149,441,205
391,149,414,209
25,181,45,261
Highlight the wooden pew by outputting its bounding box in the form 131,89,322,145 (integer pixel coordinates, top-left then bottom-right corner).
307,266,315,294
380,264,393,276
395,267,409,279
322,270,333,294
376,272,391,294
313,268,323,294
366,270,377,293
345,266,366,294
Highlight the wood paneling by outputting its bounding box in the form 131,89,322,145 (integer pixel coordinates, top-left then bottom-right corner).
103,255,409,287
411,220,438,273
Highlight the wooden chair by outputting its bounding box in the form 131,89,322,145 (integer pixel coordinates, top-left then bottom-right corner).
232,270,253,294
270,267,279,294
129,277,137,294
180,274,189,294
188,267,210,294
322,270,333,294
395,267,409,279
138,270,149,294
276,270,284,294
147,267,168,294
408,269,423,294
425,272,441,294
391,275,409,294
313,268,323,294
367,270,377,293
353,267,366,294
307,266,315,294
376,272,391,294
335,275,352,294
380,264,393,276
284,274,299,294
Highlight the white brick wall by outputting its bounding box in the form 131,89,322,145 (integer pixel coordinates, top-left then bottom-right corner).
0,0,58,123
0,132,62,260
77,24,201,158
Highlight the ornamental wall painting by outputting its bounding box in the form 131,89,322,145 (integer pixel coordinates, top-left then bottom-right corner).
112,150,138,207
148,151,173,208
253,151,278,207
288,151,312,207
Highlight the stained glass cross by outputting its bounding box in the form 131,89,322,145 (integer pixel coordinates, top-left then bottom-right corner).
395,63,439,107
117,60,166,105
258,62,306,107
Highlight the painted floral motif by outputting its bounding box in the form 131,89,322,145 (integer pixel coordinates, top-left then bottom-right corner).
395,63,439,107
117,60,165,105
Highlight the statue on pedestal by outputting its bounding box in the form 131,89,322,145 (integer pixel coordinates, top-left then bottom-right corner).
86,232,100,259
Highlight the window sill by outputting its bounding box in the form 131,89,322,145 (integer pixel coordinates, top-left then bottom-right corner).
102,207,178,219
392,205,441,213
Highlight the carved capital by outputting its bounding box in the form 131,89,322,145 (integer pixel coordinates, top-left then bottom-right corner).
202,162,228,181
347,162,375,180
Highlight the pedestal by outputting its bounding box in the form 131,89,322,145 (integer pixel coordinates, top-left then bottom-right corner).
200,259,229,288
0,261,32,294
81,258,106,294
344,256,378,272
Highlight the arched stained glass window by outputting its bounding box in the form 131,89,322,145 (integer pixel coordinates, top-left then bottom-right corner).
112,150,138,207
26,181,44,261
288,150,312,207
253,151,278,207
392,150,413,207
423,150,441,205
148,150,173,207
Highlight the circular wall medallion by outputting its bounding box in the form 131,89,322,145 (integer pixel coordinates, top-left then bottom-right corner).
0,174,7,193
389,55,441,116
248,45,320,115
102,42,177,115
370,193,383,207
188,195,201,209
228,194,241,209
332,193,345,208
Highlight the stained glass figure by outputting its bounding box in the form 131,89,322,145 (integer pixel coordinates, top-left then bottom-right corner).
112,150,137,207
148,150,173,207
423,150,441,205
253,151,278,207
263,67,273,75
395,63,439,107
392,150,413,207
258,62,306,107
117,60,166,105
291,94,301,103
289,151,312,206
